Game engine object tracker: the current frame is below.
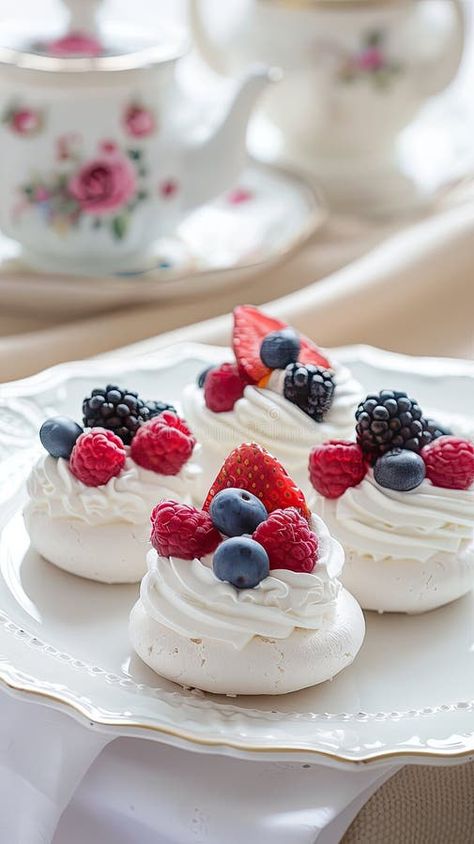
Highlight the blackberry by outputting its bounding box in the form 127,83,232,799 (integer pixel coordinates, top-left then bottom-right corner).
422,417,452,441
144,399,176,419
82,385,175,445
283,363,335,422
356,390,433,460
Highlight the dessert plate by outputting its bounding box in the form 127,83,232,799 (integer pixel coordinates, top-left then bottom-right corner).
0,343,474,768
0,163,326,316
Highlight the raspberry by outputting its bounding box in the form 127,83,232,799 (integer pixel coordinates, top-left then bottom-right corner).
130,411,196,476
253,508,318,573
203,442,311,520
203,363,248,412
151,500,221,560
232,305,330,384
422,436,474,490
309,440,368,499
69,428,126,487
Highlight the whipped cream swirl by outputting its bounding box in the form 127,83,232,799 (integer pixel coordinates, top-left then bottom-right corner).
319,470,474,563
27,454,192,525
139,514,343,649
182,364,361,481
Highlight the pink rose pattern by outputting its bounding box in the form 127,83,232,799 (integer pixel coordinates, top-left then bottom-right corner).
45,31,103,58
124,104,156,138
16,140,164,240
3,104,43,136
339,30,401,89
68,154,137,215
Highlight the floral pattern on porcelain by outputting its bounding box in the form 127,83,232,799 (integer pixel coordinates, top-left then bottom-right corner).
338,30,402,90
44,31,103,58
15,139,153,240
2,103,44,137
124,102,156,138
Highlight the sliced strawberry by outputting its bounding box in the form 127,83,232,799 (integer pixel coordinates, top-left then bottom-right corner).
232,305,330,383
298,339,331,370
233,305,284,382
202,442,311,520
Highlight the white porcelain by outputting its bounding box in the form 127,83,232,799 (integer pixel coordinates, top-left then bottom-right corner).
1,343,474,765
0,162,326,302
0,16,272,274
191,0,465,211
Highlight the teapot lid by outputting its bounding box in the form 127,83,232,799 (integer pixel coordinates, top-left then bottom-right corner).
0,21,188,73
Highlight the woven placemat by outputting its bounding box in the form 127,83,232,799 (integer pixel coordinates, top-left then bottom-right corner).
343,762,474,843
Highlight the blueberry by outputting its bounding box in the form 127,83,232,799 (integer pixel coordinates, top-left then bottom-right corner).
260,329,300,370
197,365,214,389
213,536,269,589
209,488,268,536
39,416,83,459
374,449,426,492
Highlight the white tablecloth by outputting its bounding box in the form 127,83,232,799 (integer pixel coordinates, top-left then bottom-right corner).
0,689,397,844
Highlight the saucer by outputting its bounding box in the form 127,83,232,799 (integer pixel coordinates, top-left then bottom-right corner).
0,162,326,314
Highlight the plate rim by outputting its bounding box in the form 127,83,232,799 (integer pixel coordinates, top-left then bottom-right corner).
1,341,474,767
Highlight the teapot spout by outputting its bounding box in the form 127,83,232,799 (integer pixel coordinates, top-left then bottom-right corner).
182,66,277,210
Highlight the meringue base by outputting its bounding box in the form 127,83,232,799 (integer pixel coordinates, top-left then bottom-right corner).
341,545,474,614
24,505,148,584
129,588,365,695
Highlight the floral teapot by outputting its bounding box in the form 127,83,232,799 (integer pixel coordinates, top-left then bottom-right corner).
190,0,465,209
0,0,272,275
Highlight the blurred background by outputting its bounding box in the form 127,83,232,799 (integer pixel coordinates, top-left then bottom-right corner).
0,0,473,379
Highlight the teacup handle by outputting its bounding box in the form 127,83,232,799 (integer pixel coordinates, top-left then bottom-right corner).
415,0,465,97
188,0,231,76
62,0,103,36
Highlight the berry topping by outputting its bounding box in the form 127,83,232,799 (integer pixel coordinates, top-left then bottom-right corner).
145,399,178,419
203,363,248,413
356,390,432,461
422,417,453,441
260,328,300,370
309,440,368,499
374,449,426,492
283,363,335,422
151,500,221,560
203,443,311,519
130,411,196,476
197,365,214,389
82,384,175,445
232,305,330,383
253,507,318,573
213,536,269,589
209,488,268,537
69,428,126,487
422,436,474,490
40,416,83,459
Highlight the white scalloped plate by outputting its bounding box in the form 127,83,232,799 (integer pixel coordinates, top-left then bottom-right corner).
1,343,474,768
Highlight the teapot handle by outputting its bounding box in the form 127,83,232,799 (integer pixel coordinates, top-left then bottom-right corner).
188,0,231,76
415,0,465,97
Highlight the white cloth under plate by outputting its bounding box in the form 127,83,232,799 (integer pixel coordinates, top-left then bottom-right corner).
0,687,395,844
